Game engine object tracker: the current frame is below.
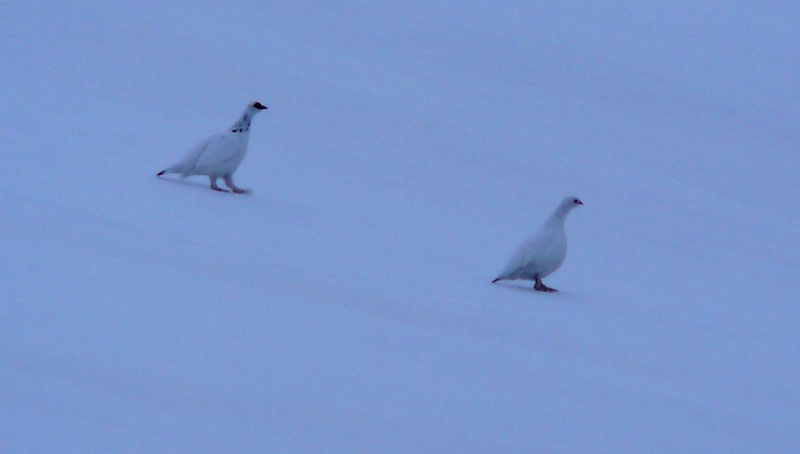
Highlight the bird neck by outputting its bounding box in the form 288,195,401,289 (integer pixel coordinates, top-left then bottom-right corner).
230,110,254,133
549,205,573,222
544,215,567,230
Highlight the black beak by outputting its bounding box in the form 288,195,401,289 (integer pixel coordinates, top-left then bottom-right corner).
253,102,268,110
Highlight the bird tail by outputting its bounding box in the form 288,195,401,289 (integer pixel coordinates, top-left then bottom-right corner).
491,277,502,283
157,161,190,177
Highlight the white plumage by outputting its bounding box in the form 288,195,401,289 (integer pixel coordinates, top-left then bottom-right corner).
492,196,583,292
157,101,268,193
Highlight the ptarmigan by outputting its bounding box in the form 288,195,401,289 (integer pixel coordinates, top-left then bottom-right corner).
157,101,268,193
492,196,583,292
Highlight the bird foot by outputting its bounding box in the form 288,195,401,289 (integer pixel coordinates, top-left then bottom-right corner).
211,187,230,193
534,283,558,293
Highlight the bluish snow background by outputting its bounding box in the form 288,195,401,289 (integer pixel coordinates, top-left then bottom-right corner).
1,1,799,452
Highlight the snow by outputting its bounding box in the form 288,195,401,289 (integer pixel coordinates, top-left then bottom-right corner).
2,1,799,452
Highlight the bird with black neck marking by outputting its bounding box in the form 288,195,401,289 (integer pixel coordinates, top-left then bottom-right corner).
157,101,268,194
492,196,583,292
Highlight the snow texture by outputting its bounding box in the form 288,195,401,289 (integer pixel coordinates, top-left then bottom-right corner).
2,1,799,452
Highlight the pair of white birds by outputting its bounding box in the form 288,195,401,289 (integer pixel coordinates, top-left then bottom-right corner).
156,101,583,292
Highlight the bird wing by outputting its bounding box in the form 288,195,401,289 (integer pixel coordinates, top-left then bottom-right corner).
523,227,567,278
497,226,564,280
193,133,245,174
161,135,214,176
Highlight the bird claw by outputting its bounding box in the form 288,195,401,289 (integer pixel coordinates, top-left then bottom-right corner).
212,187,229,193
534,283,558,293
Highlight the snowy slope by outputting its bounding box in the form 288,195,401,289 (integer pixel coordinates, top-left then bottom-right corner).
2,1,799,452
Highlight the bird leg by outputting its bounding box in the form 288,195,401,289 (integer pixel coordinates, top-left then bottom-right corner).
209,177,229,193
224,175,250,194
534,276,558,293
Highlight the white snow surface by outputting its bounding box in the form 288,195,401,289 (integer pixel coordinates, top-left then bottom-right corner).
2,2,799,452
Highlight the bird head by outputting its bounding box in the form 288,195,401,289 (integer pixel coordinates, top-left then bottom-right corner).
251,101,268,110
554,196,583,218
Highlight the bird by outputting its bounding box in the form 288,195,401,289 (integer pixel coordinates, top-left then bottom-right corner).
492,196,583,292
157,101,268,193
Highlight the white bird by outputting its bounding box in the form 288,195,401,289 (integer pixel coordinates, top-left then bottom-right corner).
157,101,268,193
492,196,583,292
